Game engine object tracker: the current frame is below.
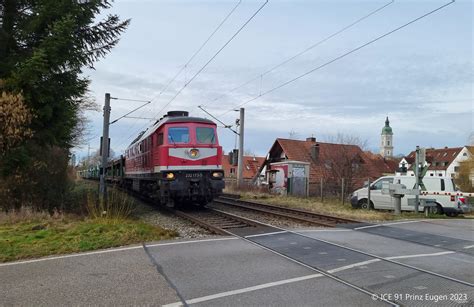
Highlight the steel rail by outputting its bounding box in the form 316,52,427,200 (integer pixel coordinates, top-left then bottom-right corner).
215,196,361,226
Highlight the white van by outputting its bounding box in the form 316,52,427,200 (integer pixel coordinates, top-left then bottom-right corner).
350,176,471,216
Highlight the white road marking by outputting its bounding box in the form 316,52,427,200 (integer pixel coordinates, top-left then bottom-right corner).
296,229,352,232
386,251,454,260
161,250,460,306
328,259,380,273
0,237,237,267
384,275,395,279
244,231,287,238
353,224,382,230
146,237,237,248
354,220,422,230
0,245,142,267
162,273,324,307
463,245,474,249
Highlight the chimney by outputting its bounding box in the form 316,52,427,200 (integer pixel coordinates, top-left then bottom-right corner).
311,143,320,161
306,136,316,143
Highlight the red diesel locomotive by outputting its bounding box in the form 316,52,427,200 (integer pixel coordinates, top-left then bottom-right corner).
121,111,225,207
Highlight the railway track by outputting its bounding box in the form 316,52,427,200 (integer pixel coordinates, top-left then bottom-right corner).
213,196,361,228
170,207,277,236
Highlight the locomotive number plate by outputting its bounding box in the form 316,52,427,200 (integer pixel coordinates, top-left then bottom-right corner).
185,173,203,178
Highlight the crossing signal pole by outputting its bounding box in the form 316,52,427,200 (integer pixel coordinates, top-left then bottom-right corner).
99,93,111,205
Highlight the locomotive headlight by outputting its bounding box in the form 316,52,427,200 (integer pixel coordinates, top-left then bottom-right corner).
212,171,223,179
188,148,200,158
166,172,175,180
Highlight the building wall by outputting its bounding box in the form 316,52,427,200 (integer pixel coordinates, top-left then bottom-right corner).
447,147,471,177
397,146,471,178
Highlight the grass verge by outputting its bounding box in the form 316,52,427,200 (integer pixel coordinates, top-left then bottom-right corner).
0,181,178,263
237,192,454,222
0,216,177,262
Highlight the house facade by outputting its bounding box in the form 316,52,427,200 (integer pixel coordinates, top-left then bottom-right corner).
222,153,265,182
259,137,399,196
397,146,473,178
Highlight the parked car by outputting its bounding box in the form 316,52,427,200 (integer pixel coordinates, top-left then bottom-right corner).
350,176,471,216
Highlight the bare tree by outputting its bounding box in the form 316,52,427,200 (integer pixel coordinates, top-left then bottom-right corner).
322,132,369,150
288,130,299,140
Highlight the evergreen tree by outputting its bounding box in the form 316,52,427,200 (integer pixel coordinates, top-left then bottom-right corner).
0,0,130,209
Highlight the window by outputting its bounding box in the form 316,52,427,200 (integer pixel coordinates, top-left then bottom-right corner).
196,127,216,144
372,178,393,190
168,127,189,143
463,152,468,156
441,179,445,191
387,141,390,146
157,133,163,146
430,173,433,176
439,174,442,177
454,166,459,172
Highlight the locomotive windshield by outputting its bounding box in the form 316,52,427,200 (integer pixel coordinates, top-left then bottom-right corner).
168,127,189,143
196,127,216,144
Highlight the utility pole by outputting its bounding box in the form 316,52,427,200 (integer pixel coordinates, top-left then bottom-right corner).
237,108,245,188
414,145,420,213
99,93,111,205
87,144,90,169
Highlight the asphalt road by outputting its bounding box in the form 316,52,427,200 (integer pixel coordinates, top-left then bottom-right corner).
1,219,472,306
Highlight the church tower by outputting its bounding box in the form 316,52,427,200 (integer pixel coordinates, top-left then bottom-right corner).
380,116,393,158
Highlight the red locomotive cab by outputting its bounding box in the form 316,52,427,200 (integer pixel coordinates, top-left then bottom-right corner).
155,123,222,171
123,111,225,207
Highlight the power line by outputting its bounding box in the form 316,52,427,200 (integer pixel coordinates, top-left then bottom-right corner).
147,0,243,104
111,0,244,148
110,97,151,103
198,105,239,135
110,100,152,124
151,0,269,120
205,0,394,108
220,0,456,116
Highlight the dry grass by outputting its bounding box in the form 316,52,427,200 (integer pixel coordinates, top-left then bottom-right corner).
238,191,449,222
85,187,136,221
0,207,69,225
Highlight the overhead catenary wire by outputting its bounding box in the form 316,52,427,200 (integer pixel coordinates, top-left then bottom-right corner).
151,0,269,120
198,105,239,135
112,0,246,149
220,0,456,116
147,0,243,104
205,0,395,108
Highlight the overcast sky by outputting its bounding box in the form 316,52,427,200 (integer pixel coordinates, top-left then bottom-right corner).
75,0,473,160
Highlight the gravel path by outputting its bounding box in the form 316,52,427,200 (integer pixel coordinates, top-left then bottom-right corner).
132,201,219,239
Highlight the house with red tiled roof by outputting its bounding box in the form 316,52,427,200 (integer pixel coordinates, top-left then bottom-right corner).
398,146,473,178
222,153,265,182
259,137,398,196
